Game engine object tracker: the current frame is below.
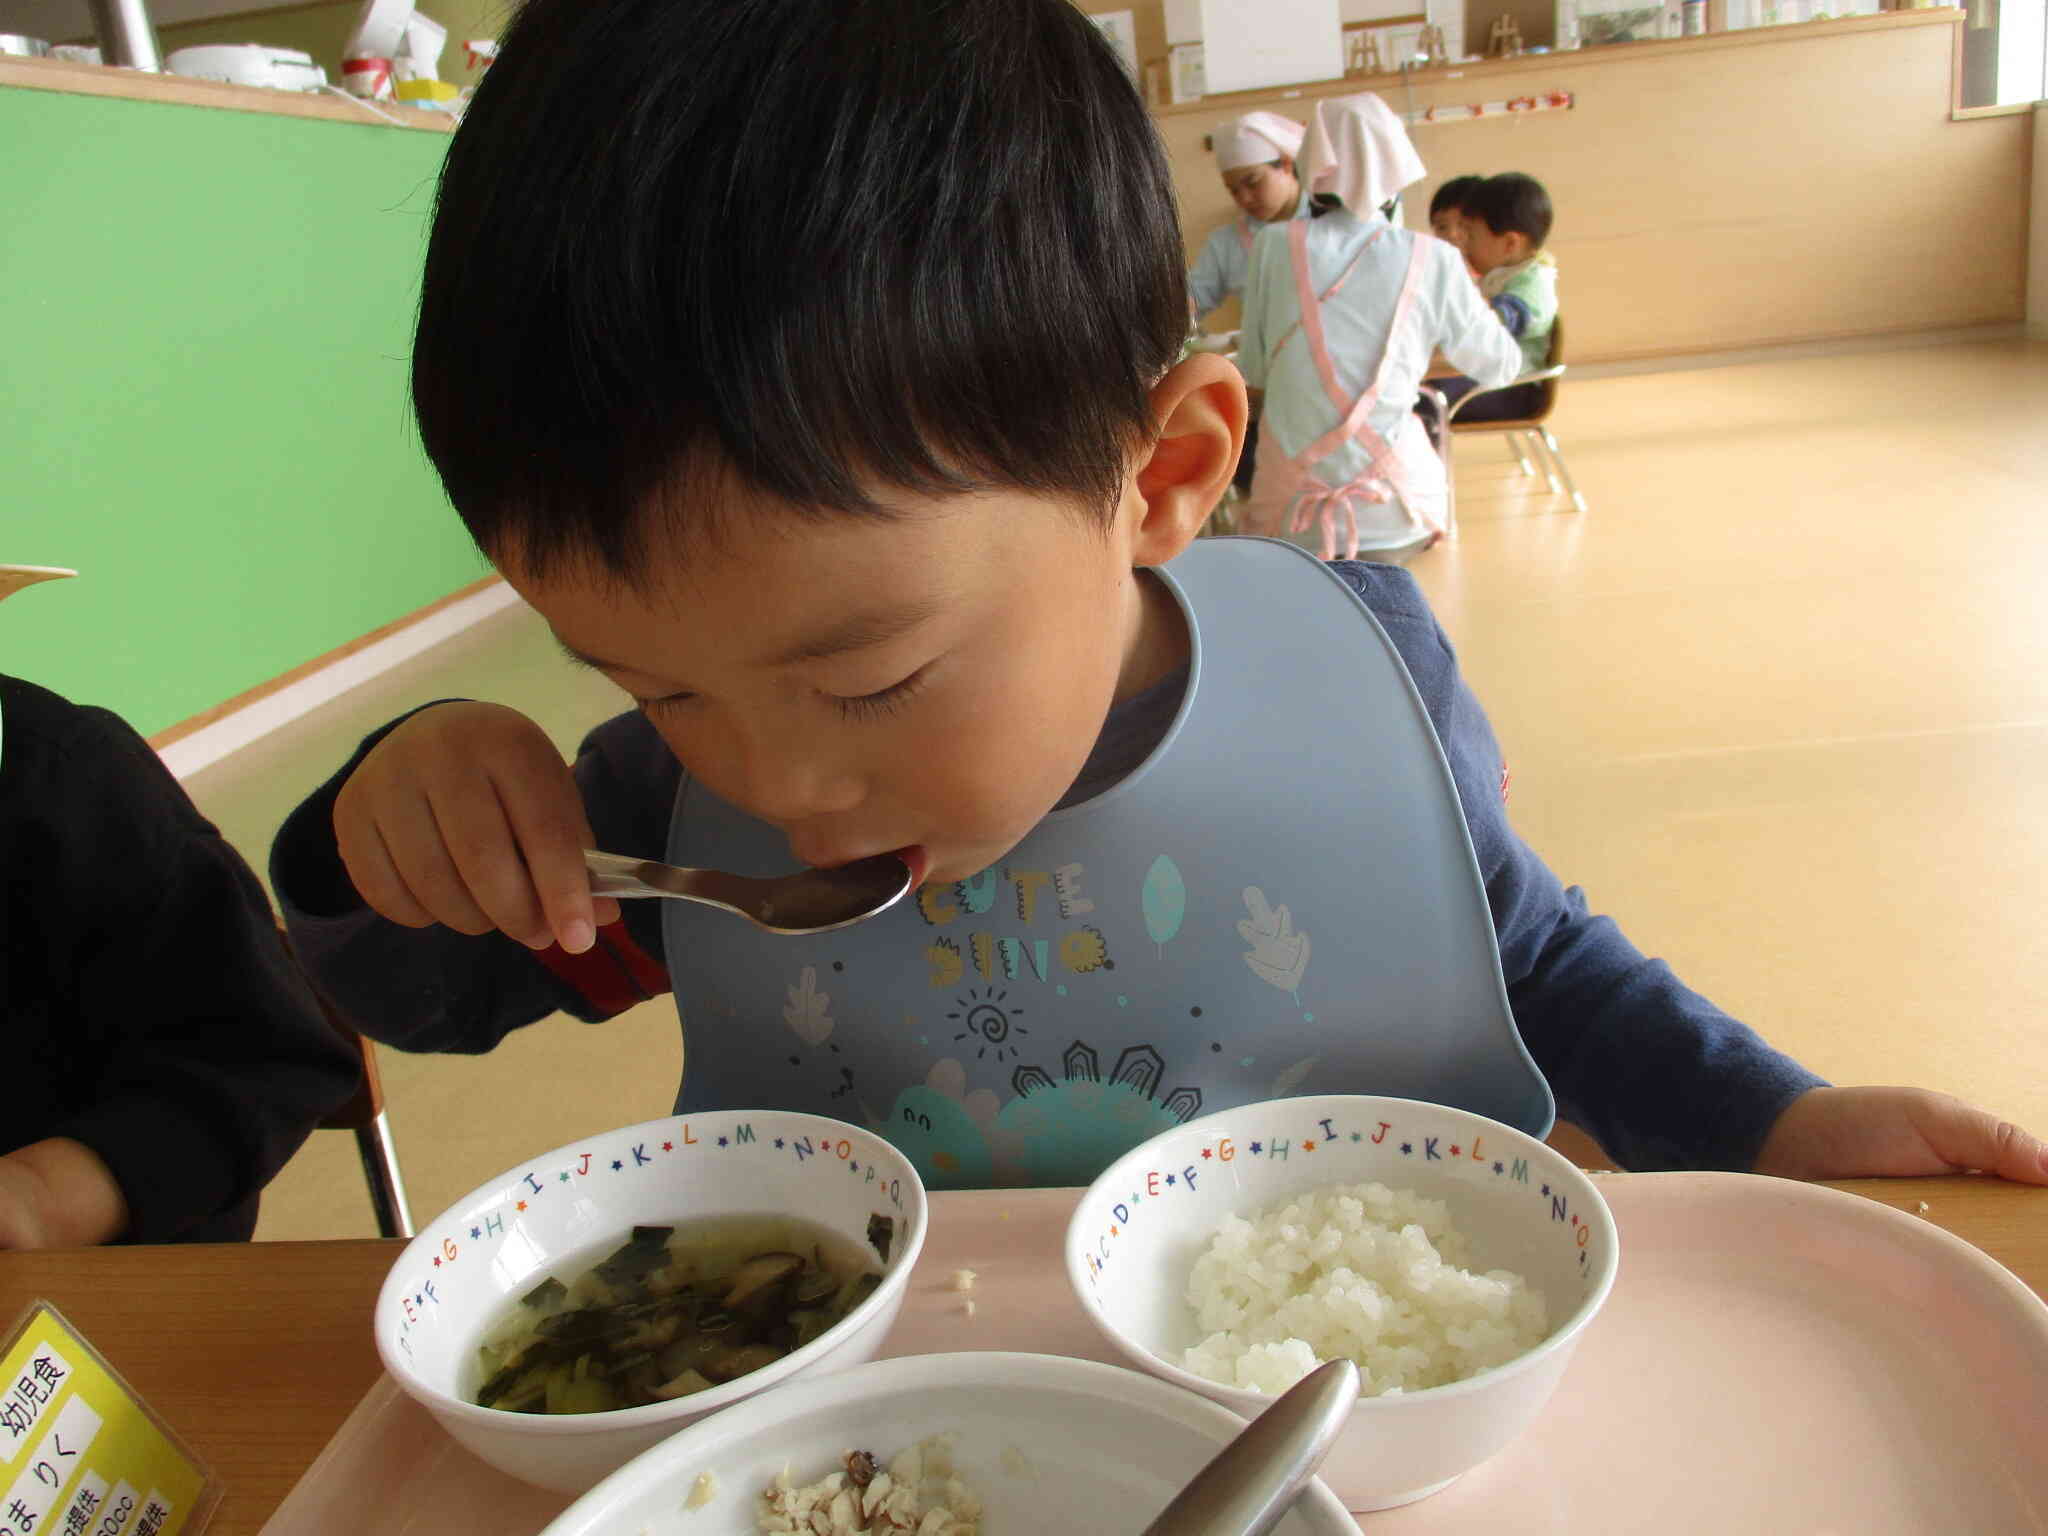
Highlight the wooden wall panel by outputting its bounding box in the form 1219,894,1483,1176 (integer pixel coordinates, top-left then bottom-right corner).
2031,104,2047,337
1153,16,2028,361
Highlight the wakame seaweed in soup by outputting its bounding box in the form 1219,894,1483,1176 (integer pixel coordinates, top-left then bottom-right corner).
470,1213,890,1414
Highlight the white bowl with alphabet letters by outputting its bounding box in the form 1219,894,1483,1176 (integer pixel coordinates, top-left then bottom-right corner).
373,1110,927,1494
1065,1095,1618,1511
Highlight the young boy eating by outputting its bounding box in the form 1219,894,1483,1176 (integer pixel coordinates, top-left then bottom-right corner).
272,0,2045,1192
1437,171,1559,422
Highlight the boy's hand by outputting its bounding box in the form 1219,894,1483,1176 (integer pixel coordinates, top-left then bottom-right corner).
1754,1086,2048,1185
335,702,620,954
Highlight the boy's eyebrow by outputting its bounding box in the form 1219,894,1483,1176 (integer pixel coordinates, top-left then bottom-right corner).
760,599,946,667
555,636,631,673
550,599,945,679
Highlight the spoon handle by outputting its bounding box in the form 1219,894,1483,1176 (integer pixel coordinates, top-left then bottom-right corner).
582,850,710,901
583,853,771,918
1136,1360,1359,1536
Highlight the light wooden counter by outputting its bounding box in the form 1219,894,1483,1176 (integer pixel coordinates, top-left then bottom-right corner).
0,51,454,132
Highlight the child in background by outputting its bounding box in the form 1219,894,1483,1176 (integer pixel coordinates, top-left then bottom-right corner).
1236,94,1522,563
271,0,2047,1198
1435,171,1559,423
1427,174,1484,251
1,569,362,1249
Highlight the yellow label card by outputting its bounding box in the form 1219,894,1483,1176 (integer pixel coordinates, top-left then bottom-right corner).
0,1302,218,1536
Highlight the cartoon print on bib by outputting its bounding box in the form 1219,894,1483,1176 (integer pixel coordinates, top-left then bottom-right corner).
783,966,834,1046
773,852,1340,1190
1239,886,1311,1000
764,852,1313,1190
877,1041,1208,1189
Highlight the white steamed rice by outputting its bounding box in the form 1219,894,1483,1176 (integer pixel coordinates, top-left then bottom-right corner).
1181,1181,1548,1397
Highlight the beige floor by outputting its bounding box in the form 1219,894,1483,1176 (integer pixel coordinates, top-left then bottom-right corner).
185,337,2048,1243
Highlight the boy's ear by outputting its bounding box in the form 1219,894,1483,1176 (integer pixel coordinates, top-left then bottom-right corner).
1128,353,1248,567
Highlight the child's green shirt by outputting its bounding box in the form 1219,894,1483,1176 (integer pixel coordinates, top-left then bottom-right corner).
1479,252,1558,373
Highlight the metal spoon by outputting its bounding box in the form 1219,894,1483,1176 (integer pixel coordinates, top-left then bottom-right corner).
1138,1359,1360,1536
582,849,914,936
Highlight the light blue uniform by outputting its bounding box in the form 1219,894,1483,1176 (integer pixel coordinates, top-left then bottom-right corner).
1186,188,1311,324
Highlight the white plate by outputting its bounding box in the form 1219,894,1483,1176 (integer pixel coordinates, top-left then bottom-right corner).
539,1351,1357,1535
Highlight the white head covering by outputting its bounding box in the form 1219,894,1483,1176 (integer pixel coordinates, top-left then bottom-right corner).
1212,111,1307,173
1298,92,1425,214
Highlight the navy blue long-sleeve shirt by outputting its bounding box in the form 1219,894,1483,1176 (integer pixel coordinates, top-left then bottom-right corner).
271,561,1822,1173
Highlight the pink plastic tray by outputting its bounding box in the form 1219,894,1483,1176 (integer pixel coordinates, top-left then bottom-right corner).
260,1176,2048,1534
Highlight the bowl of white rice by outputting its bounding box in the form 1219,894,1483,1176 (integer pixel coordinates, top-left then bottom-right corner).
1064,1095,1618,1511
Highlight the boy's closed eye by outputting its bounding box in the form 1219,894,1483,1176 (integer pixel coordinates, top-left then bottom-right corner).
623,659,936,721
556,600,944,720
827,663,933,721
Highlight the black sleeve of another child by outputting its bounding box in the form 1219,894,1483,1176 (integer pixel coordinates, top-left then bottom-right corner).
1,677,363,1242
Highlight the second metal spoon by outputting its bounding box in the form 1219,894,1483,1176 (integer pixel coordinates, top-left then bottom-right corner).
1138,1359,1360,1536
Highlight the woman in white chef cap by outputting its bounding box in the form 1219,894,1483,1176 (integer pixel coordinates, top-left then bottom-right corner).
1234,92,1522,564
1186,111,1311,328
1188,113,1313,497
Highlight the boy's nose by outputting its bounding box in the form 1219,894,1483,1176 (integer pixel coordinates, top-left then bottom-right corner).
725,733,865,827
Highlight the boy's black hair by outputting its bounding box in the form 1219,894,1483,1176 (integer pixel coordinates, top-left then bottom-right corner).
1464,172,1553,249
412,0,1188,581
1428,175,1484,220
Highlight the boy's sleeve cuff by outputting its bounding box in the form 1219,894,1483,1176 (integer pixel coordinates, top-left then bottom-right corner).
58,1099,241,1245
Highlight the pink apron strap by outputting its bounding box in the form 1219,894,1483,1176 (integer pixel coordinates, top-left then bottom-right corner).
1264,221,1377,382
1297,231,1432,462
1272,231,1441,559
1288,218,1382,416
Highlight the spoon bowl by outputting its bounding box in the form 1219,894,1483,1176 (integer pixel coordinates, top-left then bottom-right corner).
583,849,913,935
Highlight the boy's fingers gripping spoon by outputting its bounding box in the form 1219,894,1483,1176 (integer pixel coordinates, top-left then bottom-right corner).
582,849,916,935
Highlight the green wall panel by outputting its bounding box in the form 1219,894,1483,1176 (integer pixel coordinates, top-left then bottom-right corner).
0,86,490,737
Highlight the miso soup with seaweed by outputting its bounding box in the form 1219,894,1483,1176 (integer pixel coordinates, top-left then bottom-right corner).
470,1213,890,1414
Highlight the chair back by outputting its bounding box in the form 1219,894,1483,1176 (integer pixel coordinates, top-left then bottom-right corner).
277,922,414,1235
273,922,384,1130
1523,315,1565,423
318,1030,387,1133
1447,315,1566,433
